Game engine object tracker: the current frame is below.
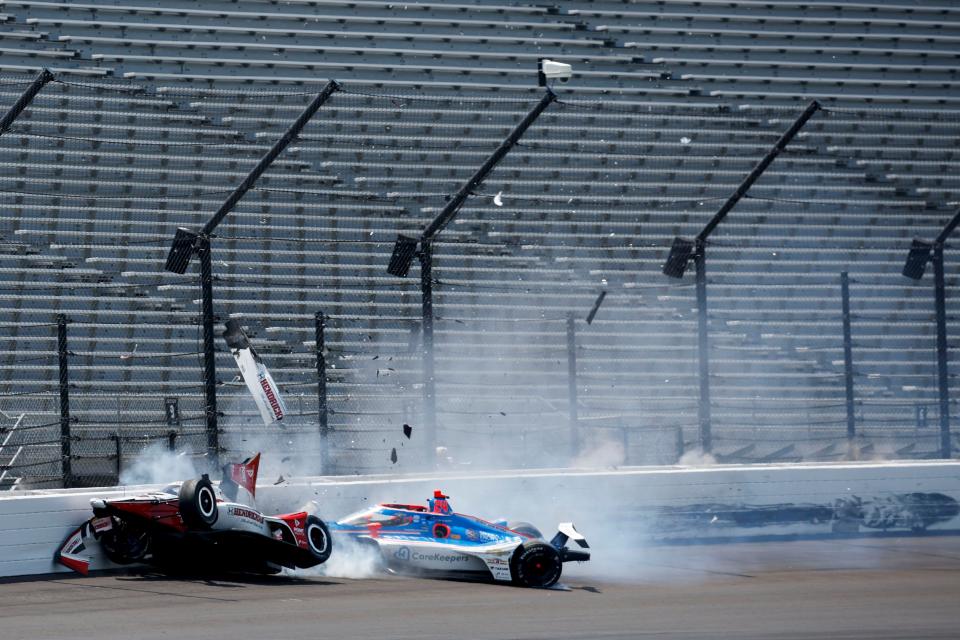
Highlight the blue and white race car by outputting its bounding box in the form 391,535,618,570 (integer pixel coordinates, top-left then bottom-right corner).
328,491,589,587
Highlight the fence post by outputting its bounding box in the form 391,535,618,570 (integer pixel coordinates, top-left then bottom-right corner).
419,242,437,468
566,313,579,459
315,311,329,474
933,245,952,459
56,314,72,488
840,272,857,457
113,432,121,481
168,431,177,452
197,235,220,468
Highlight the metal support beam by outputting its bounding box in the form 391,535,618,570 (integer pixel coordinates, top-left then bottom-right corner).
697,100,821,242
420,89,556,242
56,314,71,488
200,80,340,237
419,243,436,467
387,90,557,277
198,236,219,467
566,313,579,459
0,68,53,135
935,208,960,247
933,246,952,458
840,272,856,455
694,241,712,453
661,101,822,452
315,311,329,474
163,82,338,470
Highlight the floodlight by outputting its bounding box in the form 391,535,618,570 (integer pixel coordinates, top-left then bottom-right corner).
537,59,572,86
902,238,933,280
164,227,200,274
387,234,420,278
662,237,695,279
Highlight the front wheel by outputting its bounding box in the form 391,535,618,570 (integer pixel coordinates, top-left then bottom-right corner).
510,540,562,588
298,515,332,567
100,520,150,565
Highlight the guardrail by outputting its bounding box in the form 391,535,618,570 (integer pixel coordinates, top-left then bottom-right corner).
2,460,959,578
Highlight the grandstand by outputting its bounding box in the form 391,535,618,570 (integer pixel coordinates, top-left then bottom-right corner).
0,0,956,488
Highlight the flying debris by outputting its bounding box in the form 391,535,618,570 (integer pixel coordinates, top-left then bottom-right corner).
274,475,285,485
586,290,608,325
403,424,412,438
390,448,398,464
493,191,504,206
222,319,288,426
119,344,138,360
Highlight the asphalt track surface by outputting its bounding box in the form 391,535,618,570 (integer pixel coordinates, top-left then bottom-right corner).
3,535,960,640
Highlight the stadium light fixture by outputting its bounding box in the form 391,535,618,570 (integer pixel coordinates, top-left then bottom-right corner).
901,207,960,459
162,80,340,466
386,76,560,468
661,100,822,453
386,87,558,279
902,239,934,281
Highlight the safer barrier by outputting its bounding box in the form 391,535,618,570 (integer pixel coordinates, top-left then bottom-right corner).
2,460,959,578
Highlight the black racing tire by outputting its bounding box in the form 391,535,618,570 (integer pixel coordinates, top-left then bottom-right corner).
302,515,333,566
510,540,562,588
507,521,543,539
179,476,218,530
100,520,151,565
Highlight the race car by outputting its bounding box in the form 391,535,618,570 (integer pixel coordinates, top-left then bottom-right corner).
328,490,589,587
55,453,332,575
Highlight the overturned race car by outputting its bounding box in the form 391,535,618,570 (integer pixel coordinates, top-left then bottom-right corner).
329,490,589,588
56,454,332,575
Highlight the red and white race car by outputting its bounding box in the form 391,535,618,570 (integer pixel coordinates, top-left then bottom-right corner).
56,454,332,575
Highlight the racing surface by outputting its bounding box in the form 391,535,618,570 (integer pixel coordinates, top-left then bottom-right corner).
4,535,960,640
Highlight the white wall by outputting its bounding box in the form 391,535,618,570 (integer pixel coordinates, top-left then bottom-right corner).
3,460,959,578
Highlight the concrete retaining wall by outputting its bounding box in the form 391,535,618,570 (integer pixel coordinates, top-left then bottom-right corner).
2,460,959,578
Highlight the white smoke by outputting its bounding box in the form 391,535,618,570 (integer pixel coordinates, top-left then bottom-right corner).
119,442,202,486
572,434,626,469
313,536,383,580
678,449,717,466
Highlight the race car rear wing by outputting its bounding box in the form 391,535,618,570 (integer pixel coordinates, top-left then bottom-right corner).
550,522,590,563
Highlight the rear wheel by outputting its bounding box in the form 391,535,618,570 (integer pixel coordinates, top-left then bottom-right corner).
510,540,562,588
299,515,332,567
179,476,218,530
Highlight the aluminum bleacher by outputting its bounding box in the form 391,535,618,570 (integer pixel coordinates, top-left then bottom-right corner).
0,0,956,486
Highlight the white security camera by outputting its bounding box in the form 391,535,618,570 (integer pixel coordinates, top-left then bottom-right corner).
538,58,572,86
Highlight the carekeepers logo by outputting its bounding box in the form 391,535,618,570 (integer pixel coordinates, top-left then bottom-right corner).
393,547,470,564
258,374,284,420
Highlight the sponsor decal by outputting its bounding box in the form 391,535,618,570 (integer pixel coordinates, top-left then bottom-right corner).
394,546,471,564
465,529,480,542
230,506,264,524
258,373,284,420
64,537,84,555
91,517,113,533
